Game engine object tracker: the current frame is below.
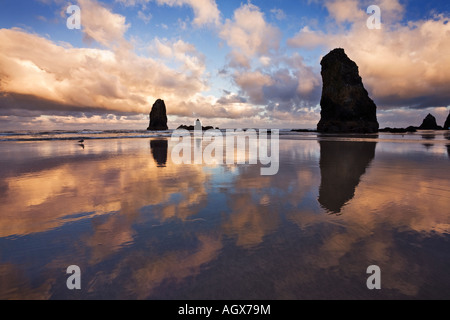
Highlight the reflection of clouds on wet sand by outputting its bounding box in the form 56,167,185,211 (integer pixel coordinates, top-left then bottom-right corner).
0,139,214,298
0,139,208,238
0,137,449,299
222,193,279,248
124,235,223,299
286,148,449,297
0,263,54,300
227,139,450,298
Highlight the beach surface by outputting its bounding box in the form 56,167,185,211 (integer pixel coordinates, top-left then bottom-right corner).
0,130,449,299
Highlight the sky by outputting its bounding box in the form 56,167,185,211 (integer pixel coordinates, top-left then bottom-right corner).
0,0,449,130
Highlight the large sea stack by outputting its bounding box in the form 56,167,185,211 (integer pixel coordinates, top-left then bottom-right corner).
318,48,379,133
147,99,168,131
444,112,450,130
419,113,440,130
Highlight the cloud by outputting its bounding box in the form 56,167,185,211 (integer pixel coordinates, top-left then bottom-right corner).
288,0,450,110
217,3,321,122
78,0,131,49
117,0,221,27
220,3,280,68
3,0,449,129
152,37,206,77
157,0,220,26
137,10,152,24
234,71,274,105
0,25,211,119
216,91,247,105
325,0,364,24
270,8,287,21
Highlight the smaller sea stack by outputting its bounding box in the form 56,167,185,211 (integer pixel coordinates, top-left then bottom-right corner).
147,99,168,131
419,114,440,130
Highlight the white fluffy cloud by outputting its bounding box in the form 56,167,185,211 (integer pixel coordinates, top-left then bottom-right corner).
220,3,280,68
0,0,216,120
325,0,364,23
0,27,209,115
218,3,321,116
116,0,220,26
289,0,450,109
79,0,130,48
156,0,220,26
2,0,448,129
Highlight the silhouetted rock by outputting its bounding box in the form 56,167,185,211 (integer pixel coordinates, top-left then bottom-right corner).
379,127,417,133
419,113,441,130
318,48,379,133
444,112,450,130
318,140,377,214
147,99,168,131
177,124,215,131
291,129,317,133
150,139,168,167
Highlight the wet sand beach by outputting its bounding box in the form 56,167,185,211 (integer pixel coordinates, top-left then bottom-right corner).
0,131,449,299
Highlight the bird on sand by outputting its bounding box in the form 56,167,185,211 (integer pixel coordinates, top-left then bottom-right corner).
78,139,85,143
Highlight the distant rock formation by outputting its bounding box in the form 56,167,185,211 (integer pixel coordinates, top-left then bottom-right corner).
177,125,215,131
291,129,317,133
177,121,216,131
444,112,450,130
419,113,441,130
147,99,168,131
379,126,417,133
317,48,379,133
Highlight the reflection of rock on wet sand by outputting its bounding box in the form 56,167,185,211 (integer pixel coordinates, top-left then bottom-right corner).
421,133,436,140
421,133,436,150
318,140,377,214
150,139,168,167
445,133,450,158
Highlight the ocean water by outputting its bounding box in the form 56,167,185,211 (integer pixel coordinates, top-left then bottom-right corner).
0,130,449,299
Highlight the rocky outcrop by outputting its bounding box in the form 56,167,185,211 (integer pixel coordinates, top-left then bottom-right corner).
444,112,450,130
147,99,168,131
177,120,217,131
419,113,441,130
317,48,379,133
379,126,417,133
177,124,215,131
